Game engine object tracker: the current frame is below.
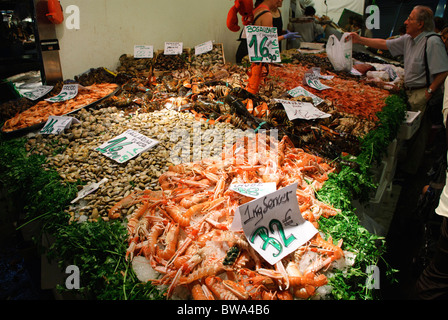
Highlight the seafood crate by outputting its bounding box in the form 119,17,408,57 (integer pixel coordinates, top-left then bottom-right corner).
398,111,422,140
191,43,226,67
153,48,191,76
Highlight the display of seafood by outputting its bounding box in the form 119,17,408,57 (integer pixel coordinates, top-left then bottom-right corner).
74,67,117,86
113,134,354,300
190,43,225,68
153,50,190,72
116,54,154,76
2,83,118,132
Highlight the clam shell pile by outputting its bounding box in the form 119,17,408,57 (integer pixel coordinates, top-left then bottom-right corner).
191,44,225,68
25,106,247,223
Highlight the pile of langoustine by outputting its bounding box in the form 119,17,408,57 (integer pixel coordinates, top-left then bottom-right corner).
109,134,354,300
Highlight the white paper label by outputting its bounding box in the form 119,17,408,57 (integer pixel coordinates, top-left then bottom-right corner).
229,182,277,198
164,42,183,55
40,116,80,135
245,25,280,63
274,99,331,120
236,183,318,265
20,85,53,101
45,84,78,103
134,45,154,58
195,41,213,55
96,129,159,163
287,86,324,106
71,178,109,204
303,73,332,91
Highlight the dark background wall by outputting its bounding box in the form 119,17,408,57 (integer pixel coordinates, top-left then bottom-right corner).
368,0,447,38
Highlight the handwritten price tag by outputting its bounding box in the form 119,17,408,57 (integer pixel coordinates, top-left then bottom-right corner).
45,84,78,103
245,25,280,63
195,40,213,55
164,42,183,55
235,183,317,265
20,85,53,101
287,86,324,106
96,129,159,163
40,116,80,135
134,45,154,58
229,182,276,198
303,72,332,91
274,99,331,120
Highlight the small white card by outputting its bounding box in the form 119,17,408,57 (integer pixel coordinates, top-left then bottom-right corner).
287,85,324,106
274,99,331,120
134,45,154,58
40,116,80,135
20,85,53,101
303,72,332,91
195,40,213,55
164,42,183,55
45,84,78,103
229,182,277,199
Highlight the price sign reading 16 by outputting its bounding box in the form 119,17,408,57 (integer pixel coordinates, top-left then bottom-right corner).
247,29,280,63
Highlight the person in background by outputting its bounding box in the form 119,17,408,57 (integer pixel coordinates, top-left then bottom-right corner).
434,16,446,34
245,0,299,93
236,0,297,63
415,75,448,300
352,15,372,38
289,6,324,43
349,5,448,180
441,27,448,53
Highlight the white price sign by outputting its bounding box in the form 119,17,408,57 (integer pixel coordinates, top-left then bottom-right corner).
245,25,280,63
303,72,332,91
195,40,213,55
45,84,78,103
134,45,154,58
287,86,324,106
40,116,80,135
164,42,183,55
235,183,317,265
274,99,331,120
229,182,276,198
20,85,53,101
96,129,159,163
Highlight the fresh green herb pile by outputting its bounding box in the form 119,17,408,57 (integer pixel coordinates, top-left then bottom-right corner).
0,135,164,300
0,93,405,299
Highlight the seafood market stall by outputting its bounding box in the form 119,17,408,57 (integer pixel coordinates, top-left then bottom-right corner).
0,36,410,301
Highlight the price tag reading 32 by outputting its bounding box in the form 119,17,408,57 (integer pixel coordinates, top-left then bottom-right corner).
238,183,317,265
245,25,280,63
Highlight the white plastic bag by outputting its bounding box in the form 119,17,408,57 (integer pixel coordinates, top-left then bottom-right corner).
326,33,353,72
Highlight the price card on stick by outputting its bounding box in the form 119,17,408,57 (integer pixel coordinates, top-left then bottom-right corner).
45,84,78,103
245,25,280,63
164,42,183,55
195,40,213,55
20,85,53,101
96,129,159,164
274,99,331,121
134,45,154,58
235,183,318,265
40,116,80,135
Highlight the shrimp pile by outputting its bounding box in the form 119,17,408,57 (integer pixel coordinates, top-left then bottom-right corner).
266,64,390,121
110,133,351,300
2,83,118,132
